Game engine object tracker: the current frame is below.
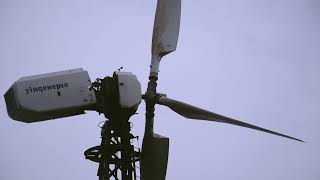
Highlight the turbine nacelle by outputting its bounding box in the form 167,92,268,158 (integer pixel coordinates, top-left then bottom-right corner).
4,68,141,123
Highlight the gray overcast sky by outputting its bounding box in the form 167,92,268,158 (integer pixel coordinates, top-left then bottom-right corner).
1,0,319,179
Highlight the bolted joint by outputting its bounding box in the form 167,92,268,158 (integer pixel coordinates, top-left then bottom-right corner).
145,75,159,112
145,93,156,120
155,93,167,101
144,91,156,105
144,75,159,136
146,75,158,94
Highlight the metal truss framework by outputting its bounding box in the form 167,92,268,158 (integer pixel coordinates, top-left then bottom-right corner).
85,120,140,180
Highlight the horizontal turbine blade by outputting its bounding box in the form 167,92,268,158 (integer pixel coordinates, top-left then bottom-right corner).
157,96,304,142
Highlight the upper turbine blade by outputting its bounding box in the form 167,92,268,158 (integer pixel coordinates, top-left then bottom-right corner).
150,0,181,75
157,96,304,142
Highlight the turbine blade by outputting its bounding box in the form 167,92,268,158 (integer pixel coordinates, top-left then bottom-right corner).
141,133,169,180
157,96,304,142
150,0,181,75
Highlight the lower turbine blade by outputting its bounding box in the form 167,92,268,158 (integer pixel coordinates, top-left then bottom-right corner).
157,96,304,142
141,133,169,180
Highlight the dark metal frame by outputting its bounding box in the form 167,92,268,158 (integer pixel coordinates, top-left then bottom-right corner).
84,120,140,180
84,76,140,180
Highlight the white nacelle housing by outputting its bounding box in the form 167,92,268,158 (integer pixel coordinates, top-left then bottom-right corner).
4,68,96,123
115,71,141,111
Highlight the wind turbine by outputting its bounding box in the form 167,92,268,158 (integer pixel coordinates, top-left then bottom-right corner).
4,0,303,180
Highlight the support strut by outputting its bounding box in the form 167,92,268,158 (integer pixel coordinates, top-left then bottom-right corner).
84,119,140,180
